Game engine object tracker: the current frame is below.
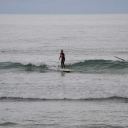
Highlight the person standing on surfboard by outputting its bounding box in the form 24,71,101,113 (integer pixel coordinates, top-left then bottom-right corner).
59,50,65,69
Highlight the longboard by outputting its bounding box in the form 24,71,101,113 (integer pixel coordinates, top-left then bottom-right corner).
59,68,71,73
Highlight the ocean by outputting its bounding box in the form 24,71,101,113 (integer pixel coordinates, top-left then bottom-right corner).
0,14,128,128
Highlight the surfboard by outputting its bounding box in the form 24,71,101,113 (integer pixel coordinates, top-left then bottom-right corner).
59,68,71,73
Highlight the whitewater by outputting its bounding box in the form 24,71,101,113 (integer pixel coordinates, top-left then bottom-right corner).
0,14,128,128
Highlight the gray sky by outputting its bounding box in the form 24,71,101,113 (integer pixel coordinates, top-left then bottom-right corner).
0,0,128,14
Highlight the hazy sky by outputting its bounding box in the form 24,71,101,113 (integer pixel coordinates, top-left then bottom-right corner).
0,0,128,14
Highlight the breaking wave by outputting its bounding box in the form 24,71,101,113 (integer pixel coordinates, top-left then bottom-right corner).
0,59,128,74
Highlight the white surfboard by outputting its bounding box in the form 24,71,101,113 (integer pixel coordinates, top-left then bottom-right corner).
59,68,71,73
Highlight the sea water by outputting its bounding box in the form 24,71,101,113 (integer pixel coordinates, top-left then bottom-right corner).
0,14,128,128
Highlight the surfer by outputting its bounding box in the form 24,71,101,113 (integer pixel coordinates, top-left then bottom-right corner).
59,50,65,69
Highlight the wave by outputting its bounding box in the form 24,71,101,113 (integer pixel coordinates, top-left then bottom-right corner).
0,60,128,74
0,62,49,72
67,59,128,74
0,96,128,102
0,122,17,126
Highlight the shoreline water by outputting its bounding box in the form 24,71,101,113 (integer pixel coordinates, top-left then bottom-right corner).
0,100,128,128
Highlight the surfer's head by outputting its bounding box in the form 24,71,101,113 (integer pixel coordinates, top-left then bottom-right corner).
61,50,63,53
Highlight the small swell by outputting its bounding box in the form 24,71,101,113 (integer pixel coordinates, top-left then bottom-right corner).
0,96,128,102
0,122,17,126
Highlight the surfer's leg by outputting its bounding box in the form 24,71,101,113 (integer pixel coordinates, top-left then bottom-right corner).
63,61,65,68
61,60,65,68
62,60,65,68
61,60,63,68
